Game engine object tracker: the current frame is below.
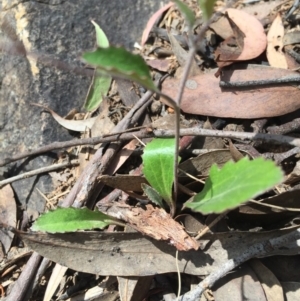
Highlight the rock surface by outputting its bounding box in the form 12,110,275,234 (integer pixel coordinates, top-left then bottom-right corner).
0,0,167,213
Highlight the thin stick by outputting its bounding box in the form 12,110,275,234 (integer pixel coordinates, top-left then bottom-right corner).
2,127,300,167
0,159,79,187
249,199,300,212
220,76,300,88
178,228,300,301
195,212,227,240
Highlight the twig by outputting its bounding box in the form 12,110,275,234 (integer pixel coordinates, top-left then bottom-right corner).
195,212,227,240
2,127,300,167
219,76,300,88
267,118,300,135
5,252,42,301
249,199,300,212
178,228,300,301
0,159,79,187
263,147,300,164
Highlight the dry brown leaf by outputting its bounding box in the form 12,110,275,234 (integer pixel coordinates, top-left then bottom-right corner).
43,264,68,301
213,8,266,68
146,59,170,72
18,228,299,276
167,31,200,76
106,140,138,175
117,276,152,301
179,149,246,177
162,65,300,118
32,103,97,132
226,8,266,61
213,264,267,301
249,259,284,301
267,14,288,69
0,184,16,256
141,2,174,46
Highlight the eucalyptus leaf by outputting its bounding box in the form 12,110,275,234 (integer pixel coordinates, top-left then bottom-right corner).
185,157,283,214
142,138,180,211
31,207,119,233
173,0,195,29
82,46,158,92
198,0,217,21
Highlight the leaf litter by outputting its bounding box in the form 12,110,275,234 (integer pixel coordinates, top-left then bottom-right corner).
3,1,300,300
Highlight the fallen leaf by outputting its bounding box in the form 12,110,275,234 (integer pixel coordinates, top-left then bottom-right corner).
213,264,267,301
0,184,16,255
117,276,152,301
162,65,300,118
249,259,284,301
146,59,170,72
32,103,97,132
226,8,267,61
106,140,138,175
179,149,242,177
283,30,300,46
213,9,266,67
18,228,299,276
43,264,68,301
282,282,300,301
267,14,288,69
167,31,199,76
141,2,174,46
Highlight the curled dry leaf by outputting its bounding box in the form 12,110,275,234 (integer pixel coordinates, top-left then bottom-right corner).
141,2,174,46
267,14,288,69
213,9,267,66
32,103,97,132
162,65,300,118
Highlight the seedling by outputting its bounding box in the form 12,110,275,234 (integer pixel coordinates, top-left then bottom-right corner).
31,0,284,234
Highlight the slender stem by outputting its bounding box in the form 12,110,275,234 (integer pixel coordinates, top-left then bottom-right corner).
0,159,79,187
2,127,300,166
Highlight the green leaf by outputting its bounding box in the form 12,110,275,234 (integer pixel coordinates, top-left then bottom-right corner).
185,157,283,214
84,74,111,111
82,46,158,92
31,207,118,233
142,138,180,211
173,0,195,28
141,183,165,208
197,0,217,21
84,22,111,111
91,20,109,48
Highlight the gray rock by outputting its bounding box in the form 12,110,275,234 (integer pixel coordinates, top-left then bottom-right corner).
0,0,167,213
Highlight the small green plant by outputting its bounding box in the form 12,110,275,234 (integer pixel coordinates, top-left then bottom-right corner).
84,21,111,112
31,0,284,233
